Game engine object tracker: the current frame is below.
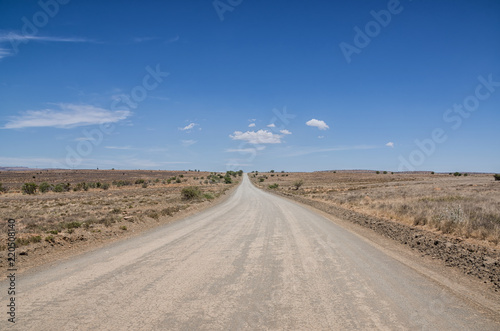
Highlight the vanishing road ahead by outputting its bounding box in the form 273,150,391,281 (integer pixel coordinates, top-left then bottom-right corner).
3,174,499,330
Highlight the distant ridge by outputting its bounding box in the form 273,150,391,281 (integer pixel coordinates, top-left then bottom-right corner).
0,166,53,171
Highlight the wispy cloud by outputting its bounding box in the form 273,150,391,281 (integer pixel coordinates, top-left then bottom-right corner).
0,32,96,44
386,142,394,148
230,130,283,144
306,119,330,130
181,140,197,147
285,145,378,157
3,104,131,129
226,146,266,153
0,32,97,60
179,122,197,131
267,123,276,128
280,129,292,135
248,123,256,128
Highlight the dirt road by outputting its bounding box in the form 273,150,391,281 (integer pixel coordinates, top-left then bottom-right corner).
2,174,499,330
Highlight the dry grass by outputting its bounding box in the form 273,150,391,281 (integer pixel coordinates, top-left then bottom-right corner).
0,170,239,251
251,171,500,246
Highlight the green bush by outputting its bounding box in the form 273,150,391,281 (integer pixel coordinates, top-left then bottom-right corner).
383,171,387,174
268,183,279,189
181,186,202,200
39,182,51,193
73,182,89,191
176,178,182,183
376,171,380,174
453,172,462,177
494,174,500,181
22,183,38,194
259,178,265,182
45,235,55,243
135,179,145,184
0,183,7,193
224,176,232,184
102,183,110,190
142,182,148,188
53,183,71,192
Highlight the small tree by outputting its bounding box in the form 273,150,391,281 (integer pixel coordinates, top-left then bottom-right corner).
494,174,500,181
181,186,202,200
376,171,380,174
224,176,232,184
293,180,304,190
270,170,274,173
22,183,38,195
383,171,387,174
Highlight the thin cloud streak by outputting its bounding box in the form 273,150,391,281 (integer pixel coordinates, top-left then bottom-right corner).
3,104,131,129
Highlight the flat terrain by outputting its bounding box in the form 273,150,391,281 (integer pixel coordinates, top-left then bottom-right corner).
251,171,500,245
1,174,499,330
0,169,239,271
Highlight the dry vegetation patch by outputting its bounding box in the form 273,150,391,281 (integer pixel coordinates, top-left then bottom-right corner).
0,169,241,271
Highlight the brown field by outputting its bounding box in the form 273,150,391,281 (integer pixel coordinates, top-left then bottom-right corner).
0,169,240,271
250,171,500,246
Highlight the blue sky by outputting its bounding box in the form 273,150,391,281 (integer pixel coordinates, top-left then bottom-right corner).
0,0,499,172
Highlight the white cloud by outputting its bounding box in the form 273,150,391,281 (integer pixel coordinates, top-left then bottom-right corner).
3,104,131,129
226,146,266,153
280,129,292,135
386,142,394,148
318,136,325,139
248,123,256,128
230,130,283,144
267,123,276,128
181,140,197,147
306,119,329,130
179,123,197,131
0,33,94,43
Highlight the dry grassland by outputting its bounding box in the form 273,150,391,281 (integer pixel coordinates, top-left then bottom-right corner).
251,171,500,246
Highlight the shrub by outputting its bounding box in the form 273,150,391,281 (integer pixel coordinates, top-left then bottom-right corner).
142,182,148,188
376,171,380,174
431,171,435,174
383,171,387,174
0,183,7,193
270,170,274,173
495,174,500,181
268,183,279,189
224,176,232,184
293,180,304,190
453,172,462,177
203,193,214,200
135,179,145,184
53,183,71,192
102,183,110,190
119,226,127,231
181,186,202,200
464,173,468,177
176,178,182,183
259,178,265,182
66,221,82,229
45,235,55,243
73,182,89,191
22,183,38,195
